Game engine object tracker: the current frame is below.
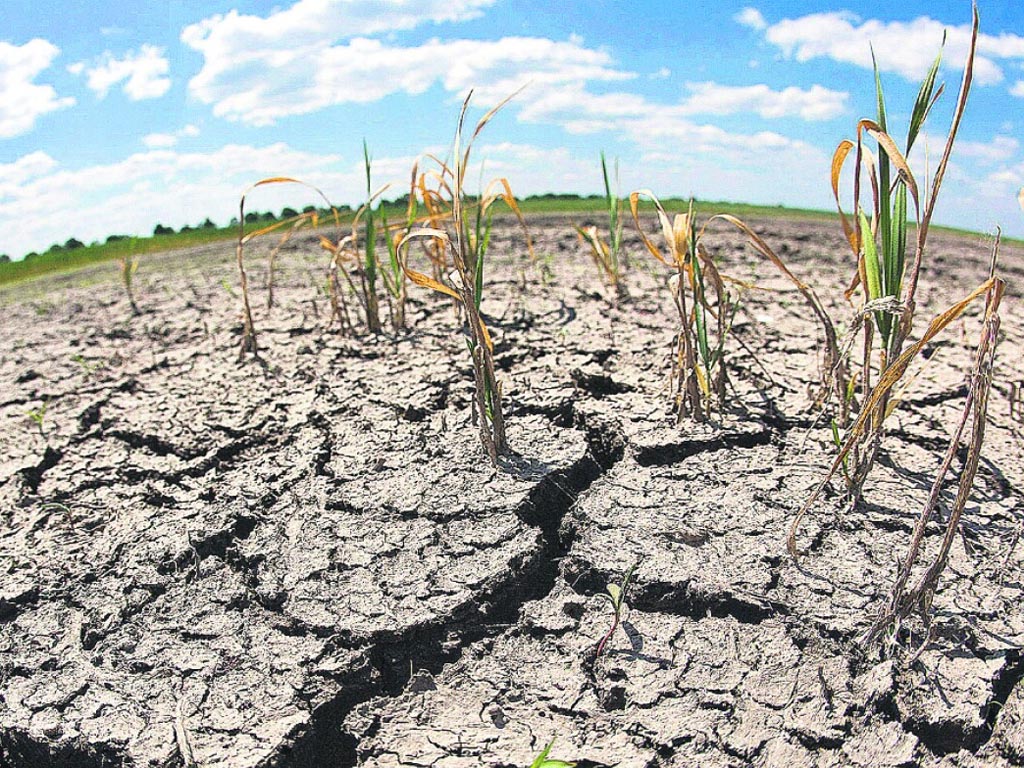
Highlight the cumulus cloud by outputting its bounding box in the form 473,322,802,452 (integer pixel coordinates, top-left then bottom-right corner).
72,45,171,100
748,9,1024,86
1011,80,1024,97
185,28,631,125
142,124,201,148
0,143,357,256
0,39,75,138
677,82,846,121
735,7,767,31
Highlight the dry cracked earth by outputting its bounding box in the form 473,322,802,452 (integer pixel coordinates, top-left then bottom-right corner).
1,215,1023,768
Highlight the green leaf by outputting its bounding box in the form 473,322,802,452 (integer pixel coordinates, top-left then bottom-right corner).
859,210,882,304
529,739,575,768
908,33,945,154
872,47,892,266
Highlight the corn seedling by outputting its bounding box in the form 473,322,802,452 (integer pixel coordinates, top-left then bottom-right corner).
71,354,99,377
528,739,574,768
576,151,624,290
119,237,140,315
630,193,837,423
377,163,419,331
359,141,383,333
399,90,531,463
863,239,1004,653
236,177,337,358
316,150,390,334
595,561,637,660
26,399,47,440
790,9,982,552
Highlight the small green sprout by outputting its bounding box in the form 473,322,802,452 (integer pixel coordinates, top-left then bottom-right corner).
71,354,99,377
529,739,574,768
595,561,638,659
26,399,48,439
576,151,624,289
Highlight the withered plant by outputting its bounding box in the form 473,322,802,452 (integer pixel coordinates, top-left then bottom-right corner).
399,90,531,463
119,238,141,316
576,152,624,290
236,177,336,358
863,238,1004,653
317,148,391,334
630,193,838,423
789,8,990,557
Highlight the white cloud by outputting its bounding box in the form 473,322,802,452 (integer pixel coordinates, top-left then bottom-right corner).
0,39,75,138
186,30,631,125
182,0,629,125
1011,80,1024,97
72,45,171,100
953,134,1019,163
677,82,846,121
0,143,357,256
756,11,1024,86
735,7,767,31
142,124,201,148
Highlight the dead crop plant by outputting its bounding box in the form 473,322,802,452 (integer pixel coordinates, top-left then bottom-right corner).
399,90,531,463
789,7,993,561
118,238,141,316
863,238,1005,654
630,193,838,423
317,146,392,334
236,177,337,358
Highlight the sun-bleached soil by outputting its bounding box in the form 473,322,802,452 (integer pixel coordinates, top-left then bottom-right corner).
1,214,1022,768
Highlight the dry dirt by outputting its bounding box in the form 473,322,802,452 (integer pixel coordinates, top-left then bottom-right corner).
1,215,1022,768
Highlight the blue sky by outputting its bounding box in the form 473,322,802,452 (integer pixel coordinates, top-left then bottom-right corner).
2,0,1023,258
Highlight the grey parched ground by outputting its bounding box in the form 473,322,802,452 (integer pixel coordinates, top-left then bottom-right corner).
1,215,1022,767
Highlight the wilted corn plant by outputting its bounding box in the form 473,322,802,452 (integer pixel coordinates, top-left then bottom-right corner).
236,177,336,358
399,90,531,463
576,151,624,290
374,162,420,331
789,8,986,558
119,238,141,315
864,237,1004,653
317,145,391,334
630,193,838,423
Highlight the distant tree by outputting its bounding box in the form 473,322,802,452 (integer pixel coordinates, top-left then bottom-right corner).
64,238,85,250
154,223,175,236
24,252,39,260
201,217,217,229
302,205,317,214
260,211,276,221
281,207,298,219
0,254,10,263
106,234,129,243
180,224,193,233
46,243,64,253
244,212,260,224
229,217,239,227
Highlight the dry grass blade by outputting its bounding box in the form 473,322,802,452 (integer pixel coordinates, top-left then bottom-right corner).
788,276,997,558
236,177,336,359
267,213,314,310
831,140,858,256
